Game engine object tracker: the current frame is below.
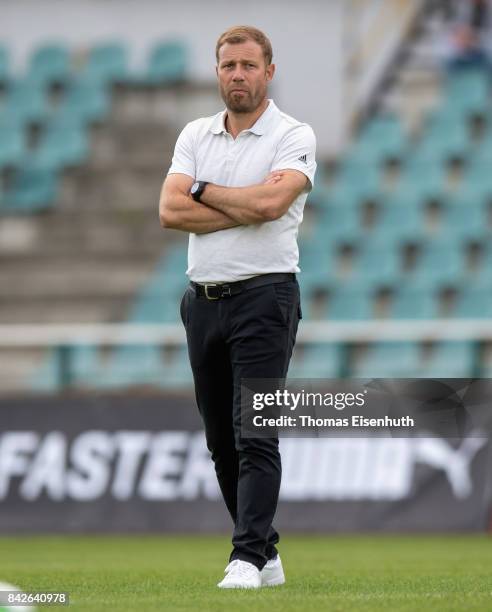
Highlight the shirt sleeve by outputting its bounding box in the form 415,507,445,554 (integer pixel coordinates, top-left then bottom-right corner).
271,124,317,192
167,122,196,179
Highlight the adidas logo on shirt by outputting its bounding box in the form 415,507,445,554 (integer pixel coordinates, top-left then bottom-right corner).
298,154,307,164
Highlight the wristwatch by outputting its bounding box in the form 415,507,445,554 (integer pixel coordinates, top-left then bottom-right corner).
190,181,209,203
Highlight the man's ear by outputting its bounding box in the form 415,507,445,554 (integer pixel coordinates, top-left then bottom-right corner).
215,65,218,77
266,63,275,82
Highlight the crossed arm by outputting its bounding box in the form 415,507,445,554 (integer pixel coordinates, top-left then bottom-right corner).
159,170,308,234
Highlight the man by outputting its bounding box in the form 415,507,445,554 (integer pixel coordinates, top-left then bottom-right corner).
159,25,316,589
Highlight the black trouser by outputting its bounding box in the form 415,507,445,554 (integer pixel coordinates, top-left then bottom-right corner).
180,276,301,571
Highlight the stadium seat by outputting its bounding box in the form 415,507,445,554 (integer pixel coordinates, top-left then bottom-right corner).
0,125,25,169
126,244,188,323
288,343,342,378
81,43,129,84
460,159,492,201
100,344,166,388
3,79,48,124
423,341,476,377
414,111,471,162
158,345,193,388
1,167,58,214
30,345,103,391
99,343,193,389
27,121,90,170
349,241,401,289
316,205,362,244
307,177,332,209
348,114,407,162
407,239,467,288
389,285,439,319
145,41,187,85
56,77,111,124
27,43,70,86
371,198,426,243
351,342,423,377
299,238,337,271
297,269,335,300
441,69,491,116
331,159,382,198
324,286,374,320
439,194,489,242
395,158,447,202
453,287,492,318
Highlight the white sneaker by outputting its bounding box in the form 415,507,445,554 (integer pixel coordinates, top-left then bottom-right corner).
260,554,286,587
217,559,262,589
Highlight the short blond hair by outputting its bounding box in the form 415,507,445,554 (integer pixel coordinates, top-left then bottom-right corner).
216,25,273,66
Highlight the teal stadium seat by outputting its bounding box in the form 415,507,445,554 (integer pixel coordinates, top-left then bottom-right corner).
352,342,422,377
29,345,103,391
82,43,129,84
145,41,187,85
461,155,492,201
3,79,47,124
349,241,401,290
100,344,166,388
389,285,439,319
407,239,467,288
413,111,471,162
159,345,193,389
324,286,374,320
371,197,426,243
27,43,70,86
396,158,447,202
56,77,111,124
27,121,90,170
331,158,382,200
1,167,58,214
299,237,337,270
348,114,407,163
316,204,362,245
439,193,488,242
423,341,476,377
288,343,341,378
28,43,71,86
441,69,491,116
454,287,492,318
0,125,25,169
99,344,192,389
297,269,335,301
307,177,332,209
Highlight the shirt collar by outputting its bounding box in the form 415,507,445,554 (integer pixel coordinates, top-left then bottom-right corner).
209,99,277,136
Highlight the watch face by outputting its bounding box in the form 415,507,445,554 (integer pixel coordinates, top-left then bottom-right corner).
191,182,200,195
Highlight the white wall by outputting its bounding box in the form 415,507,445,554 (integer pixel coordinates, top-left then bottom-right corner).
0,0,344,156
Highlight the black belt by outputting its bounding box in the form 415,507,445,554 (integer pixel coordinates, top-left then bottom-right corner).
190,273,295,300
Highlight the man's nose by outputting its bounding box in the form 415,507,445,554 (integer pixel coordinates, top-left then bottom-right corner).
232,67,245,80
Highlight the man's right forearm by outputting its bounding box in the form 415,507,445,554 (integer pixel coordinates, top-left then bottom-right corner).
160,193,241,234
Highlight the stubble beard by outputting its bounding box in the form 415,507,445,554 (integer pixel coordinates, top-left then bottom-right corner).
220,85,266,114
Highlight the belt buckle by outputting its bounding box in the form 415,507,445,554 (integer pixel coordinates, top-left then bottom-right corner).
204,283,220,300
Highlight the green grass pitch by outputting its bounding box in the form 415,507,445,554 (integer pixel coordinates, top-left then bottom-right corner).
0,534,491,611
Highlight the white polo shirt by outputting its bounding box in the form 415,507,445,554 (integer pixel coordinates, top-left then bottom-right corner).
167,99,316,282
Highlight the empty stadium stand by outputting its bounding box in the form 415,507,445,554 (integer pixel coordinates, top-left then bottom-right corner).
2,10,492,391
